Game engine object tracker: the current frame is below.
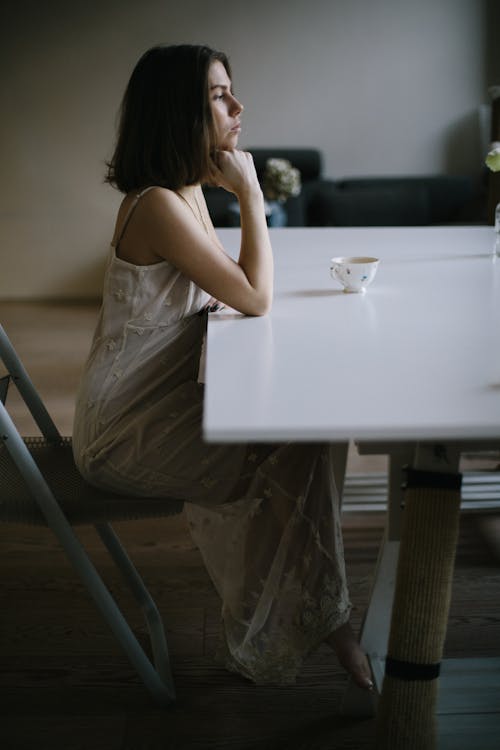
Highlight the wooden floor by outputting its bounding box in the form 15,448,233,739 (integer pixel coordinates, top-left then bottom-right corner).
1,302,499,750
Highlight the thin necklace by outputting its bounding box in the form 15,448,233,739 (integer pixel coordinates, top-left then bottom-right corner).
177,189,210,236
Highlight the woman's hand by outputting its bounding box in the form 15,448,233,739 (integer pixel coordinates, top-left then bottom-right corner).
204,297,225,313
210,149,261,199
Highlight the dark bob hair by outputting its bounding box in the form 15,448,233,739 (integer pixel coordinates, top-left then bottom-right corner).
106,44,231,193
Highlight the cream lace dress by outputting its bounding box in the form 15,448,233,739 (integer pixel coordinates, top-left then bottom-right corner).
73,187,351,685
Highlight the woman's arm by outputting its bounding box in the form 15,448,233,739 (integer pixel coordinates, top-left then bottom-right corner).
128,151,273,317
211,150,273,315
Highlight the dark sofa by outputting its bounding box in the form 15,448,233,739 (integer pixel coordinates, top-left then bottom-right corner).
203,148,482,228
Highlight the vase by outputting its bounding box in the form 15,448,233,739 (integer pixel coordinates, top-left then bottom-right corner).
265,200,287,227
227,201,241,227
227,200,288,227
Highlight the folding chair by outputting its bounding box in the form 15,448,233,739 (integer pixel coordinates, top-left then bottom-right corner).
0,324,184,706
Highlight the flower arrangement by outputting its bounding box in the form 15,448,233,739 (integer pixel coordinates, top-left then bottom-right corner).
262,158,301,203
485,141,500,172
486,141,500,233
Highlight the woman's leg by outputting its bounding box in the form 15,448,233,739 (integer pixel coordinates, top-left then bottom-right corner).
187,443,358,685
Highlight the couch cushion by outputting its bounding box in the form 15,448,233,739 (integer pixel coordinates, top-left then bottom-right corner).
248,148,322,182
338,176,475,224
310,183,429,226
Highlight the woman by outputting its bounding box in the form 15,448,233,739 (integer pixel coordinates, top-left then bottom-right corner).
73,44,372,690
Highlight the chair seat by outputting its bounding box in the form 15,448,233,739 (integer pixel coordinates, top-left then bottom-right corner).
0,436,184,525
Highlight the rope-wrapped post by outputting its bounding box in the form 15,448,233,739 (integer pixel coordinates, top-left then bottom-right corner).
375,468,462,749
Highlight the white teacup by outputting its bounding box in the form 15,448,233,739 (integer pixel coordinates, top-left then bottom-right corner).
330,256,380,293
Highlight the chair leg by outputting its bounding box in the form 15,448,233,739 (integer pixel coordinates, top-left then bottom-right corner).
0,408,174,706
94,521,175,698
50,514,175,705
52,516,175,705
40,511,175,705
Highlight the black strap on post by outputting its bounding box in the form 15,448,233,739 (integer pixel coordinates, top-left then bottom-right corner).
402,466,462,491
385,655,441,682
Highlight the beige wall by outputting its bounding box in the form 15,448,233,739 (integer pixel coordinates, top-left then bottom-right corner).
0,0,493,299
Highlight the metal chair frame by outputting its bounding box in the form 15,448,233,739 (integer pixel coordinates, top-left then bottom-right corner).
0,324,181,706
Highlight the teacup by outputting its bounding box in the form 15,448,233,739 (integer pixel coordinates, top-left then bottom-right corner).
330,256,380,293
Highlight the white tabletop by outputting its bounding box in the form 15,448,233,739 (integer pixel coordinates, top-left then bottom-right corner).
204,226,500,443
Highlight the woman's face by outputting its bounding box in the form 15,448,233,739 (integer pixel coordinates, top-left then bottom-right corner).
208,60,243,150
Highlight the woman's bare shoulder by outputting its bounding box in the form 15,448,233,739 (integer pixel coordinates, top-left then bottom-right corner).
112,187,183,264
141,185,179,205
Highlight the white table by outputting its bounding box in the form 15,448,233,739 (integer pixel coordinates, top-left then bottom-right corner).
205,226,500,443
204,226,500,748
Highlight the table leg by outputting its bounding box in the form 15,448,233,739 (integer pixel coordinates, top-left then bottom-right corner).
375,445,461,749
331,441,349,502
341,447,413,717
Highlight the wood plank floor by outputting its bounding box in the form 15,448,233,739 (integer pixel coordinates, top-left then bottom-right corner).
1,302,499,749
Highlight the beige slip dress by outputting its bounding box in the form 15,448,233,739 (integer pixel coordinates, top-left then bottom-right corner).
73,186,351,684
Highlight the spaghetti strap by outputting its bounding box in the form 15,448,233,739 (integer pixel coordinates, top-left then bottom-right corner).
113,185,158,249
